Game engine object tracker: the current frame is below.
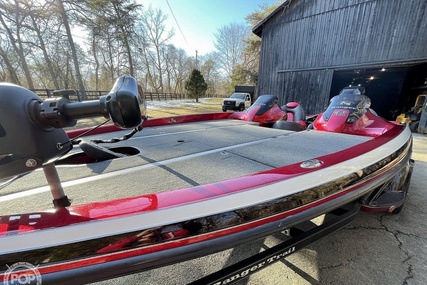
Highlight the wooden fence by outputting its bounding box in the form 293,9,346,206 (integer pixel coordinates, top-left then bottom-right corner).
30,89,225,102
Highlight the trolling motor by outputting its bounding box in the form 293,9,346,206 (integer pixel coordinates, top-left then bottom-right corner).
0,75,146,207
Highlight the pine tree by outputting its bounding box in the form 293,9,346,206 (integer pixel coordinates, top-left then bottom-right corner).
185,69,207,103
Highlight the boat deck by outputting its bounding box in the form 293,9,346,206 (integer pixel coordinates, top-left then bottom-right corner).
0,120,371,214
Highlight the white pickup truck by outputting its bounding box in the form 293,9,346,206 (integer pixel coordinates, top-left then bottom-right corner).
222,93,251,112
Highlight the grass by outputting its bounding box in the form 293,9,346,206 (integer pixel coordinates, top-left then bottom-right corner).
146,98,224,117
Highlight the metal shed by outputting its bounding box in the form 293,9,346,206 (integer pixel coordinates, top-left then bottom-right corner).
253,0,427,125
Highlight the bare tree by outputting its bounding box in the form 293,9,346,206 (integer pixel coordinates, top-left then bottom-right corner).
110,0,140,77
0,1,34,88
0,0,223,95
163,45,192,93
213,22,247,78
23,0,61,89
233,3,279,85
0,43,20,84
199,52,222,95
137,6,174,92
81,0,142,88
56,0,86,96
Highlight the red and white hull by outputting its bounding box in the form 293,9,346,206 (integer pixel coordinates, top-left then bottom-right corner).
0,115,413,284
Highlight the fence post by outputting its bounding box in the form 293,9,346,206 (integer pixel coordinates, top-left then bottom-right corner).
76,90,82,102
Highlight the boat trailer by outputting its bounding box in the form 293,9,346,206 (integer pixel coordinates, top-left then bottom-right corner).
189,202,360,285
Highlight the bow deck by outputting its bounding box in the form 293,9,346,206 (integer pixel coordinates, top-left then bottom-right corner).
0,119,371,215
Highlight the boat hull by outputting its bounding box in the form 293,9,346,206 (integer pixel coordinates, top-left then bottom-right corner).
0,119,413,285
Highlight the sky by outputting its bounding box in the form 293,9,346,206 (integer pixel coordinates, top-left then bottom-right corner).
137,0,280,57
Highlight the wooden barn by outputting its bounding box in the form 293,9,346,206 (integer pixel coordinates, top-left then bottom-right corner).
253,0,427,122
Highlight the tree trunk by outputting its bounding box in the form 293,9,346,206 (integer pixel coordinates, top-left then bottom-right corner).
120,27,134,76
0,12,34,88
140,46,156,91
155,45,164,93
112,3,134,77
107,33,115,83
91,29,100,90
29,13,60,89
64,51,70,89
56,0,86,98
0,45,20,84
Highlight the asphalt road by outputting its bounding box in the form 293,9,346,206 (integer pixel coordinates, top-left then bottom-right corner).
92,133,427,285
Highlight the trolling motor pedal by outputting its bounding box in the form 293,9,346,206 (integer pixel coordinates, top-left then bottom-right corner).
79,141,126,161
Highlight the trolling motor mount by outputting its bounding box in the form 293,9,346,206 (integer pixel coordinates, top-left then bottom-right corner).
0,75,146,207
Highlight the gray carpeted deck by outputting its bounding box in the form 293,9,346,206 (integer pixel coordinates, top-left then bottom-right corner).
0,120,372,214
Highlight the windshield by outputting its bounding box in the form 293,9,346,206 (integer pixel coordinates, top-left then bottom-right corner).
323,89,371,123
230,93,246,100
248,95,278,115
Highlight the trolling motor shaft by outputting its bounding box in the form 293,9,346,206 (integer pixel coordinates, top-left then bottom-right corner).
34,76,146,129
43,162,71,207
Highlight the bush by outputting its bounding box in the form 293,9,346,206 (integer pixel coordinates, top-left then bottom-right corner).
185,69,207,102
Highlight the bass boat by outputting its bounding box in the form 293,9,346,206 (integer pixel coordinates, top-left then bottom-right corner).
0,76,414,284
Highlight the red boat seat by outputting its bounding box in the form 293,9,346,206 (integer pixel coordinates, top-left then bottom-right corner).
273,102,307,131
282,102,307,128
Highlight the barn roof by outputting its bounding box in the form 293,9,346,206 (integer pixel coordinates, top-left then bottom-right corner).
252,0,292,37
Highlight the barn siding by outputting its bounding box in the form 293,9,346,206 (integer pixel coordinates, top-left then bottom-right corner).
277,70,334,114
256,0,427,114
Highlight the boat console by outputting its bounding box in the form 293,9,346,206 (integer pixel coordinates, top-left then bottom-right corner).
313,87,395,136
